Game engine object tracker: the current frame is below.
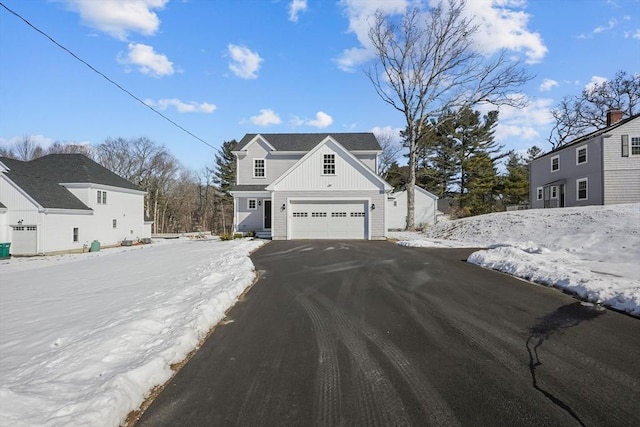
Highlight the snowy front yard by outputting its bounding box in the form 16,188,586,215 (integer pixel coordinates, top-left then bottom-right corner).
0,238,264,427
392,203,640,316
1,204,639,426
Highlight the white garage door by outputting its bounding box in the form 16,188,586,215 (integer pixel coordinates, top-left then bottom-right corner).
11,225,37,255
290,201,367,239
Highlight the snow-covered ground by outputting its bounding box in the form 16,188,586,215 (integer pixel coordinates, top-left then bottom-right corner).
1,204,638,426
0,237,264,427
392,203,640,316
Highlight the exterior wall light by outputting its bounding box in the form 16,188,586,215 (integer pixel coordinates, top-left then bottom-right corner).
371,203,376,210
281,203,286,211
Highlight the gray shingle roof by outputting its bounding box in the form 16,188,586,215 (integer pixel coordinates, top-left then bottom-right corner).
237,133,381,152
1,154,142,210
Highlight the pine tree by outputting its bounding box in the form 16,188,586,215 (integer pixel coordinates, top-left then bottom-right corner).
463,153,498,215
212,140,237,193
502,152,529,206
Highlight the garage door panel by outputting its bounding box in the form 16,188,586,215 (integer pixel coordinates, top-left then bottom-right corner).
290,201,366,240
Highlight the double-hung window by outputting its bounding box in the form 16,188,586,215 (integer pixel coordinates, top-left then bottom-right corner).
632,137,640,156
323,154,335,175
97,190,107,204
73,227,79,242
253,159,265,178
576,147,587,165
551,155,559,172
536,187,543,200
577,178,588,201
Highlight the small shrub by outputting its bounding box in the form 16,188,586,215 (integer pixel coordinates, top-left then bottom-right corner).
233,233,243,239
219,233,233,241
246,230,255,238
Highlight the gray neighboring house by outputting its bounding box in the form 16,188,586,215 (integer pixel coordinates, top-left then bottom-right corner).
529,111,640,209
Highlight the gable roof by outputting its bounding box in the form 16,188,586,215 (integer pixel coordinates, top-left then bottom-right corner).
236,133,382,152
266,136,391,192
537,113,640,160
1,154,142,210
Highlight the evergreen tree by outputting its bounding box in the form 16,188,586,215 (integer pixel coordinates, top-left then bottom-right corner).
502,152,529,206
417,107,505,213
212,140,237,193
463,153,498,215
384,162,410,191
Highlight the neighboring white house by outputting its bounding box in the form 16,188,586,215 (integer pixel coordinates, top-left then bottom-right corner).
230,133,392,240
387,186,438,230
0,154,149,256
530,111,640,209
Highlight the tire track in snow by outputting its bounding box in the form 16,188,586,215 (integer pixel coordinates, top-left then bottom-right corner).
311,291,460,426
297,294,342,427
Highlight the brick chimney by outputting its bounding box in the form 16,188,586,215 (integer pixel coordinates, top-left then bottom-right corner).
607,109,624,126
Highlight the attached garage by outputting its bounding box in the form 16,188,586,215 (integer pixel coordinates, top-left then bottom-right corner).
11,225,37,255
289,201,368,239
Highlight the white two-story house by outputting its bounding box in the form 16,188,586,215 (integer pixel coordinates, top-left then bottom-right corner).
230,133,392,240
0,153,149,256
530,111,640,209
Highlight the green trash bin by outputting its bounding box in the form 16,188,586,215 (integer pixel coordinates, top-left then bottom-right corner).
90,240,100,252
0,243,10,259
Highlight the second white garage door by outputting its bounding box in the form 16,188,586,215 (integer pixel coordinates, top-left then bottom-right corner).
290,201,367,239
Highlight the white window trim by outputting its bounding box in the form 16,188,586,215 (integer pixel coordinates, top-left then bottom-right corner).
247,198,257,210
550,155,559,173
536,186,543,200
576,178,588,201
253,159,266,179
323,154,336,175
631,136,640,156
576,146,587,165
551,186,558,199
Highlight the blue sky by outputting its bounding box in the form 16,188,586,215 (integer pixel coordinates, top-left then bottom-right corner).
1,0,638,172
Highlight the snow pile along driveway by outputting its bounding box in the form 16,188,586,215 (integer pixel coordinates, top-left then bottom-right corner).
0,238,264,427
396,203,640,316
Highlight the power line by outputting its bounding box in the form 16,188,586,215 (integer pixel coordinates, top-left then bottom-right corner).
0,1,216,150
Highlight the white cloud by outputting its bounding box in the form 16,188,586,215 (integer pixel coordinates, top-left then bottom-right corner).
250,109,282,126
371,125,403,145
227,44,263,79
594,18,617,34
288,0,308,22
585,75,608,92
539,78,559,92
120,43,174,77
63,0,167,40
336,0,547,71
476,96,554,144
144,99,216,113
336,0,406,72
306,111,334,128
625,29,640,39
464,1,548,64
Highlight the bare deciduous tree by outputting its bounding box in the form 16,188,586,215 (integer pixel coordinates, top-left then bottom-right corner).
366,0,532,229
376,129,403,178
13,135,43,160
549,70,640,148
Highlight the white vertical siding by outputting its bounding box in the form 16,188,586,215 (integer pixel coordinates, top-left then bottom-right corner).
273,141,382,191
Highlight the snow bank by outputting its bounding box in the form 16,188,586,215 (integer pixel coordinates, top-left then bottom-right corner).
395,203,640,316
0,238,264,426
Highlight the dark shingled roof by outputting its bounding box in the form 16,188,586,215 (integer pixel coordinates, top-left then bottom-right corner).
237,133,381,152
1,154,142,210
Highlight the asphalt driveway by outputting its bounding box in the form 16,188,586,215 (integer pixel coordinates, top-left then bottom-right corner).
137,240,640,426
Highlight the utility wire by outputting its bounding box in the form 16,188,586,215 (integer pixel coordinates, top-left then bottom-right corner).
0,1,216,150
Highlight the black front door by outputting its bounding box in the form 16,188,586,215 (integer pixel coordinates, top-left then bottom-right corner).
264,200,272,229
